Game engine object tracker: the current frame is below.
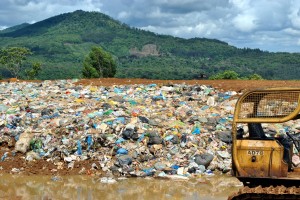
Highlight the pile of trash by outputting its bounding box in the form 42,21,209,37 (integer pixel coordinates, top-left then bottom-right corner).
0,80,239,178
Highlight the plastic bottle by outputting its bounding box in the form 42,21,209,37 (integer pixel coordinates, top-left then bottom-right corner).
191,121,201,135
103,109,113,116
1,152,8,161
86,135,93,151
77,140,82,155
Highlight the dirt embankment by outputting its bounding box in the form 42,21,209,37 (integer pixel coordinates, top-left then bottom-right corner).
75,78,300,92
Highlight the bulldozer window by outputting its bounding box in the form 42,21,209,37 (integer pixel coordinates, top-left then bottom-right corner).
248,123,267,139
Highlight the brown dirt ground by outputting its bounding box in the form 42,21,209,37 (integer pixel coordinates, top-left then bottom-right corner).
75,78,300,92
1,78,300,176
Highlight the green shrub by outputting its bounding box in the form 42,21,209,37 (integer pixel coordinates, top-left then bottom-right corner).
209,70,239,80
248,73,264,80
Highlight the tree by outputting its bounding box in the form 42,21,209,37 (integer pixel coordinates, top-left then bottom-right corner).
82,46,116,78
24,62,42,80
0,47,32,78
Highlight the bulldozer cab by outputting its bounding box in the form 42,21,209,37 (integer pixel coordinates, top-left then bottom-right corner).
232,88,300,187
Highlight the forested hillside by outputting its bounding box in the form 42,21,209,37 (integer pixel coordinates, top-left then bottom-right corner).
0,10,299,80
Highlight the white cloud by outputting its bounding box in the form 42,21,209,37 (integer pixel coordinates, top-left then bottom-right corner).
229,0,251,10
232,14,258,32
0,0,102,28
117,11,130,20
0,26,7,30
0,0,299,52
289,8,300,29
283,28,300,36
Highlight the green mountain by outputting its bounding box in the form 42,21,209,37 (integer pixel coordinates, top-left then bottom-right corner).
0,10,300,80
0,23,30,34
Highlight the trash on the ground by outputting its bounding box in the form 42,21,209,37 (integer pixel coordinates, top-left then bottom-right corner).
0,80,268,178
100,177,117,184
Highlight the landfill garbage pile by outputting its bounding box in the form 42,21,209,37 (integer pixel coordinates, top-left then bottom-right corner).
0,80,240,178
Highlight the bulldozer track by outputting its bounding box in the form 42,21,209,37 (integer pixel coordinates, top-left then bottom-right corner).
228,185,300,200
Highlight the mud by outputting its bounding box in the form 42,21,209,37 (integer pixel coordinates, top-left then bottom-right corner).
228,185,300,200
0,173,242,200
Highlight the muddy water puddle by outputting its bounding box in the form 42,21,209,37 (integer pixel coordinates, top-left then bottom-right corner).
0,174,242,200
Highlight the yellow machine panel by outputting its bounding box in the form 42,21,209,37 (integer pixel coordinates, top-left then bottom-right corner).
236,139,288,177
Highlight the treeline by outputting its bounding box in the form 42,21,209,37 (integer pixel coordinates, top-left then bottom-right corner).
0,10,300,80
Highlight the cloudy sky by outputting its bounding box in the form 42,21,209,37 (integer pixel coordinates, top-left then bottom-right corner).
0,0,300,52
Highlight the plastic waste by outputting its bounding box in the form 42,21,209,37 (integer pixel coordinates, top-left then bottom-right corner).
86,135,93,151
164,135,174,141
131,109,140,117
0,80,244,176
1,152,8,161
116,148,128,155
51,176,62,182
77,140,82,155
100,177,117,184
142,168,155,176
191,121,201,135
117,155,132,167
103,109,113,116
201,105,209,110
115,138,126,144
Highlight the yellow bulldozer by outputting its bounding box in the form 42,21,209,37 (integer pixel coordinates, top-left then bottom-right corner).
229,88,300,200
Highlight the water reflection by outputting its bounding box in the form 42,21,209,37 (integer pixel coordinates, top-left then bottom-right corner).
0,174,242,200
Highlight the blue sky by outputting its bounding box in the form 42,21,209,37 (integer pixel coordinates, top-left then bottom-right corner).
0,0,300,52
